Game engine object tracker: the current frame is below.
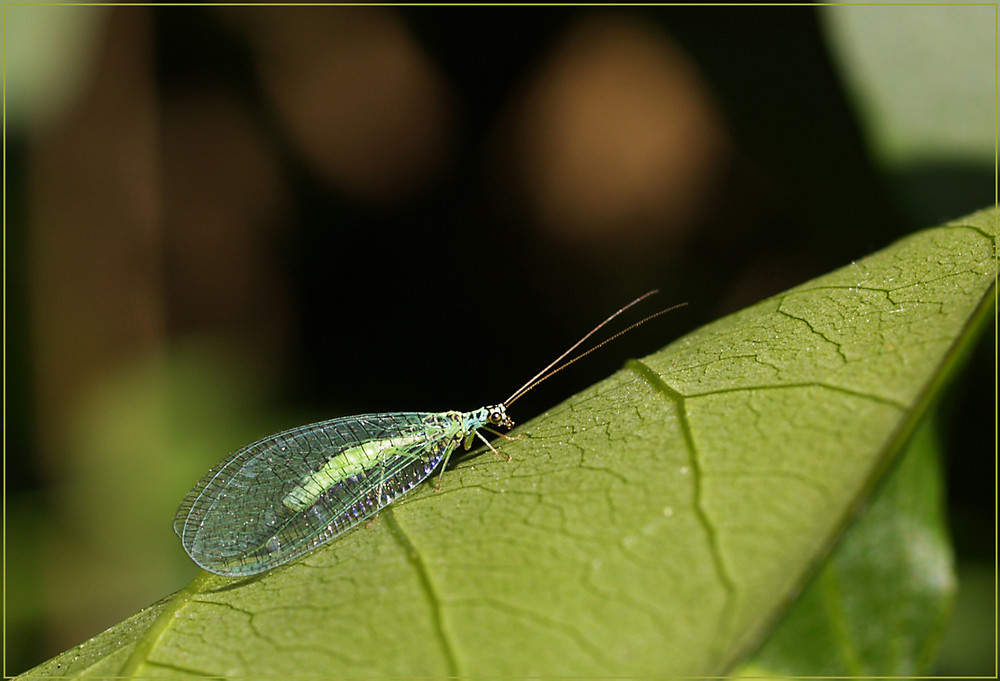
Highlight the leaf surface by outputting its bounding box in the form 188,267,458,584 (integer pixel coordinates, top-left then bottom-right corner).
736,409,957,677
22,208,996,678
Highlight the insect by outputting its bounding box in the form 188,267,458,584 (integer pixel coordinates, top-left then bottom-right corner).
174,292,685,577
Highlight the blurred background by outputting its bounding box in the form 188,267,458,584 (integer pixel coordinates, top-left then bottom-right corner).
5,4,993,675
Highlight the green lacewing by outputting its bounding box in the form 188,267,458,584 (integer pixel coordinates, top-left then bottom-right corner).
174,292,685,576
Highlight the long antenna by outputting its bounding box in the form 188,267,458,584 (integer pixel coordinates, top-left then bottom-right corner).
504,302,687,408
503,292,687,408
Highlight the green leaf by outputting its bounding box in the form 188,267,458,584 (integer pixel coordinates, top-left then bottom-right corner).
21,208,996,678
822,4,994,167
736,409,956,677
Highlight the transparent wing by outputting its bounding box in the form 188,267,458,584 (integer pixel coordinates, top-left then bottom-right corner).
174,411,464,576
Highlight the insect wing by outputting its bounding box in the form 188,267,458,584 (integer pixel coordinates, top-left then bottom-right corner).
174,412,463,576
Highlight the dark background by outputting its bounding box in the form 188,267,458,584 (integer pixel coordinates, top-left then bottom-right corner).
6,5,993,675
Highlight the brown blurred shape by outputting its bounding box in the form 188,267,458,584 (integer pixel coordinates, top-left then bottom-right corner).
504,15,728,260
232,7,455,202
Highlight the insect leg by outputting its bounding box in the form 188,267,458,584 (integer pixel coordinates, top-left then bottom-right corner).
475,430,512,461
434,442,456,491
480,426,523,442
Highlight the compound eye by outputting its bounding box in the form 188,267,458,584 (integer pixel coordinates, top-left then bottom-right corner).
489,407,505,424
